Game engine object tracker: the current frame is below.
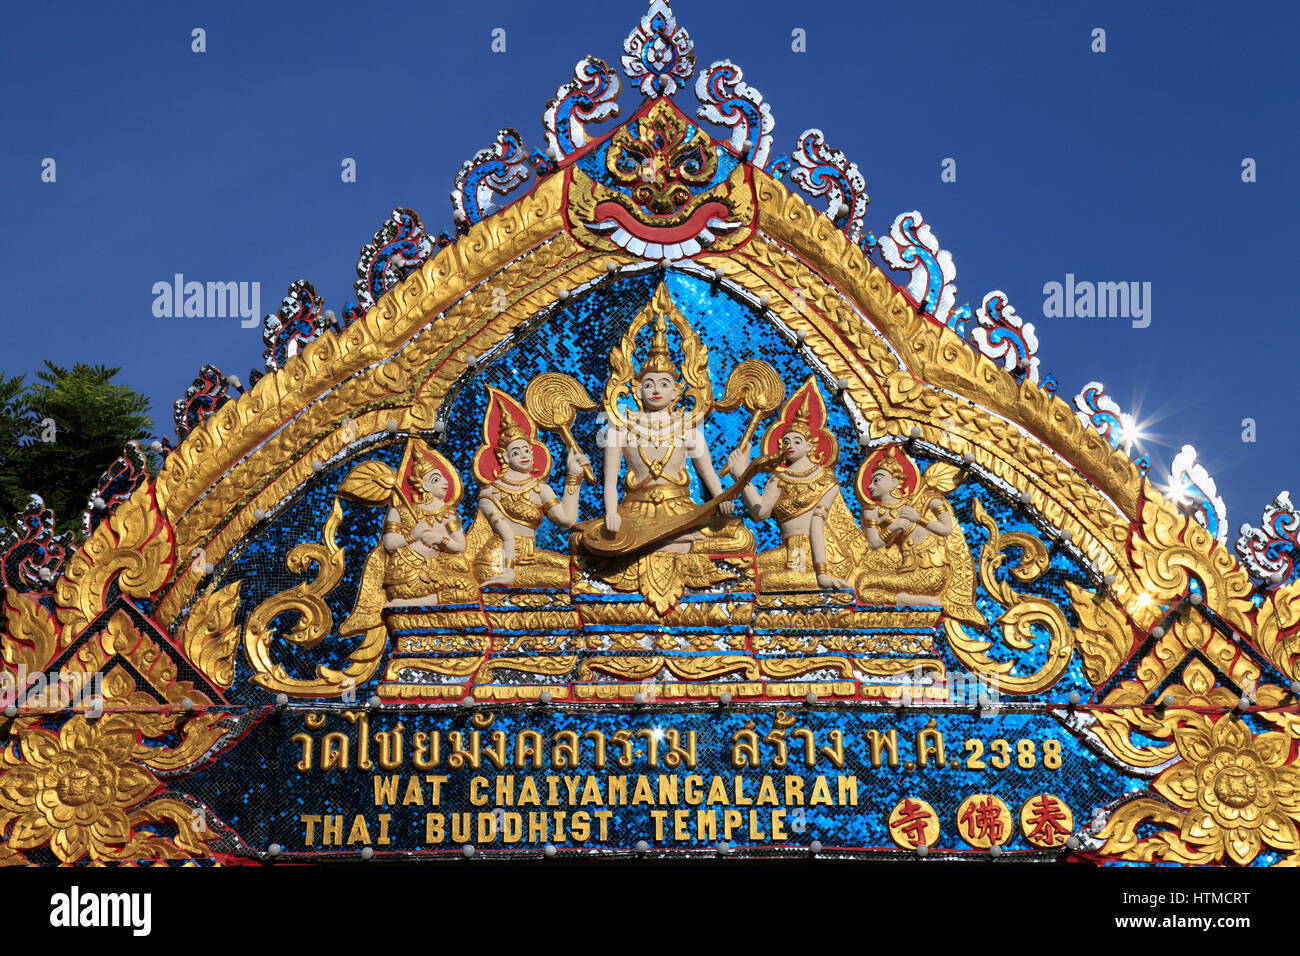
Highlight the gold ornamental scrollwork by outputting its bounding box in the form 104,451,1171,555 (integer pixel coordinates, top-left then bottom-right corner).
180,580,243,690
1098,709,1300,865
243,498,387,696
943,499,1074,696
55,484,174,638
1129,487,1254,633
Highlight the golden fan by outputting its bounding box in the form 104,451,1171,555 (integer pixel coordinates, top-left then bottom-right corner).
716,360,785,451
524,373,598,483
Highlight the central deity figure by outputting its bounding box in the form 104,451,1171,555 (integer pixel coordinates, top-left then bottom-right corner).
575,282,754,613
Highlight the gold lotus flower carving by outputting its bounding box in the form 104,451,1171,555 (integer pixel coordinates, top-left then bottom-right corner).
0,715,158,863
1151,716,1300,865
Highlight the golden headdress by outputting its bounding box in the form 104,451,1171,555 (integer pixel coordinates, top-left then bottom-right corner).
603,282,714,428
785,402,815,443
494,416,530,457
760,377,838,467
636,316,680,380
473,386,551,484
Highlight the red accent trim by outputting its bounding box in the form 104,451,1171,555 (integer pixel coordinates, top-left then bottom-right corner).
591,199,731,243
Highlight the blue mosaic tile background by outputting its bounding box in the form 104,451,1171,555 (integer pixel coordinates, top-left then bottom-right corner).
209,269,1118,702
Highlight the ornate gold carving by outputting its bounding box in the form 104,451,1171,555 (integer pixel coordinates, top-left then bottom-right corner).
525,373,598,482
944,500,1073,695
1098,713,1300,865
664,655,760,681
2,589,59,681
0,714,216,863
59,612,227,773
568,115,753,254
243,499,387,696
1256,579,1300,682
605,101,717,214
1065,580,1133,687
179,581,242,690
383,656,481,680
578,656,664,681
854,452,984,623
25,128,1282,722
758,657,852,680
717,360,785,449
1085,612,1282,777
478,656,578,682
1130,488,1255,634
55,485,173,638
602,281,714,429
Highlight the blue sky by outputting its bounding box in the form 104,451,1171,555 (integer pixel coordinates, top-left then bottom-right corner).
2,0,1296,537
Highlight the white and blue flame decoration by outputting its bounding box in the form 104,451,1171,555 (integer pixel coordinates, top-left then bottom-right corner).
1236,491,1300,584
1168,444,1227,544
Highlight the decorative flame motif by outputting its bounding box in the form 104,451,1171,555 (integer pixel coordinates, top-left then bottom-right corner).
760,377,837,468
856,445,921,500
970,291,1039,383
695,59,773,168
262,279,327,372
173,364,229,442
877,211,956,322
353,207,435,311
472,387,553,485
543,55,621,158
451,128,531,225
621,0,695,98
81,442,149,538
1236,491,1299,582
0,495,72,592
1169,444,1227,544
789,129,868,243
1073,381,1125,450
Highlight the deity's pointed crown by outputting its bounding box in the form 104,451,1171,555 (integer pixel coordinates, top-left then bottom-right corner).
495,416,529,452
786,401,814,441
636,316,680,380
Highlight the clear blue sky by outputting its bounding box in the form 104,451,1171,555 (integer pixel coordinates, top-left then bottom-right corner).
2,0,1296,536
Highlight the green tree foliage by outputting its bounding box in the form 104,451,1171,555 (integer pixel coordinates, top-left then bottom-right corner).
0,372,27,463
0,362,155,535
